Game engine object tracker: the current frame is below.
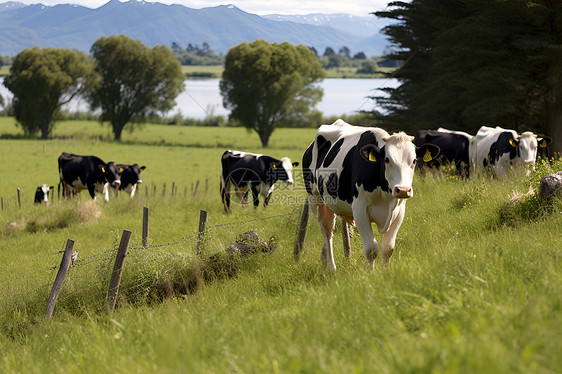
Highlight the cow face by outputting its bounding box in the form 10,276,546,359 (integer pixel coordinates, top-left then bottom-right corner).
517,132,538,169
34,184,54,204
270,157,299,185
103,162,121,187
361,133,440,199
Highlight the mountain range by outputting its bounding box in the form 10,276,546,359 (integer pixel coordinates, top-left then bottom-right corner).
0,0,390,57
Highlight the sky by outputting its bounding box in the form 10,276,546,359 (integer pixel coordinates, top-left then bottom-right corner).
14,0,391,16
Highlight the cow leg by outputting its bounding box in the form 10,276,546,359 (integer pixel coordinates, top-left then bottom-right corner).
352,202,379,269
317,202,337,271
250,184,260,210
381,203,406,265
221,178,232,213
88,184,97,201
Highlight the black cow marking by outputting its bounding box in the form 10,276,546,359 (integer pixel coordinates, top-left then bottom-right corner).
488,132,518,165
315,135,331,169
323,138,344,168
302,143,314,195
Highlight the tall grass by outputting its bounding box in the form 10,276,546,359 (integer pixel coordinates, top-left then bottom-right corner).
1,121,561,373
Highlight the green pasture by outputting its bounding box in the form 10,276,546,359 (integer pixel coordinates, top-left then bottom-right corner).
0,117,561,373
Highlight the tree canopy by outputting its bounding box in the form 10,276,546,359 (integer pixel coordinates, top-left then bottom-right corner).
220,40,325,147
375,0,562,153
3,47,91,139
86,35,185,141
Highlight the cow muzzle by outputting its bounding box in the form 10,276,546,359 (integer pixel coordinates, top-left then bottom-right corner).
285,179,294,186
112,180,121,187
392,186,413,199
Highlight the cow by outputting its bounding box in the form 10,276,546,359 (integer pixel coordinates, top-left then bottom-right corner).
302,119,440,271
111,164,146,198
220,150,299,213
58,152,121,202
415,128,472,177
34,184,54,204
472,126,551,177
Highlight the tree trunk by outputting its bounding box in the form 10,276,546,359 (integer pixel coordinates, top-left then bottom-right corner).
258,130,270,147
546,98,562,156
113,122,125,141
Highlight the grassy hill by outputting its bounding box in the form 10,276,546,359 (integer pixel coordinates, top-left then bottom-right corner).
0,117,561,373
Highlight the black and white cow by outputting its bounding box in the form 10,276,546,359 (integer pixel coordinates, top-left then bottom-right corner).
58,152,121,202
34,184,54,204
302,119,440,271
472,126,551,177
112,164,146,198
220,150,299,213
415,128,472,177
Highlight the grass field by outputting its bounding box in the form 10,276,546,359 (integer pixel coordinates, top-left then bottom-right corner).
0,117,561,373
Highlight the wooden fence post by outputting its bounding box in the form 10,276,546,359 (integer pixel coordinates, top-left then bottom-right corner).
193,180,200,198
107,229,132,313
341,219,352,258
205,178,208,192
1,197,3,211
162,183,166,197
17,188,21,209
46,239,74,320
142,207,149,247
196,210,208,255
293,199,310,262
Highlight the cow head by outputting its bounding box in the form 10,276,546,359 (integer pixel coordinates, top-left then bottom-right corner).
270,157,299,185
103,162,121,187
34,184,54,204
126,164,146,185
360,132,440,199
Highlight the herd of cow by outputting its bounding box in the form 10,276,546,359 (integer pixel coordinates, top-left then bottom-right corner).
221,119,552,271
34,152,146,204
36,119,553,271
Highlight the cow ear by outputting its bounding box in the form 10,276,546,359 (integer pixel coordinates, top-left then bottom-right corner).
140,166,146,171
118,167,124,173
292,162,299,167
359,144,382,163
416,144,440,162
538,137,552,148
49,186,54,189
37,187,41,192
509,138,517,147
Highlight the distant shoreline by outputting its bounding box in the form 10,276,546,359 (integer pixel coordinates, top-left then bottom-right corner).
0,65,394,79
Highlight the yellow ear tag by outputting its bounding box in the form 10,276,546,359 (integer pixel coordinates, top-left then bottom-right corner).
540,140,547,148
119,168,124,173
102,167,105,173
368,151,377,162
423,149,433,162
272,164,277,169
509,139,516,147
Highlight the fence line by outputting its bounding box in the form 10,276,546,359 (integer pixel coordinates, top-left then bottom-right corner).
2,208,302,320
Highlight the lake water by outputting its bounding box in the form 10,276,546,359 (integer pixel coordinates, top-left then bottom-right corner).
0,77,399,119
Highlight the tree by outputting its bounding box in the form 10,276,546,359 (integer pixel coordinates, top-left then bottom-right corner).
220,40,325,147
86,35,185,141
3,47,91,138
375,0,562,153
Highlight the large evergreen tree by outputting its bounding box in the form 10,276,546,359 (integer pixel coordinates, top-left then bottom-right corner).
375,0,562,153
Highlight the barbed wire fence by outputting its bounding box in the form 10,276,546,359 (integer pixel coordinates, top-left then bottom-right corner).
0,207,301,322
